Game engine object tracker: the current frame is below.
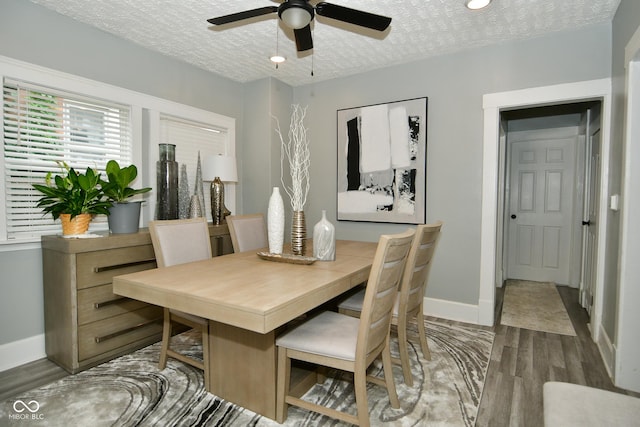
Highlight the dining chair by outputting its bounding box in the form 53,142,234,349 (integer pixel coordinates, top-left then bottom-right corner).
275,228,415,427
226,213,268,253
148,217,212,389
338,221,443,386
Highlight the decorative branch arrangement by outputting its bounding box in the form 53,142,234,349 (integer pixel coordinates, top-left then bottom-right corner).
274,104,310,211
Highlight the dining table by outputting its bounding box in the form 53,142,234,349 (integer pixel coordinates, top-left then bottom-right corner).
112,239,377,420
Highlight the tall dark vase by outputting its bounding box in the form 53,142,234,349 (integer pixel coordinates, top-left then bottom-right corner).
156,143,178,220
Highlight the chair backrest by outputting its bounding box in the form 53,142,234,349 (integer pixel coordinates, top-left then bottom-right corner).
149,217,212,268
357,228,415,366
398,221,443,316
226,213,268,253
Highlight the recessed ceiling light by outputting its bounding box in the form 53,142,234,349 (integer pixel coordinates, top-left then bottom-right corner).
270,55,286,64
466,0,492,10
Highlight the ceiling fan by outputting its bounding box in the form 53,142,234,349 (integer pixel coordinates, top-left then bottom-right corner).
207,0,392,52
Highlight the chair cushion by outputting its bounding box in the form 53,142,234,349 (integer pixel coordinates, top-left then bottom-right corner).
276,311,360,361
338,289,365,312
338,288,400,316
543,382,640,426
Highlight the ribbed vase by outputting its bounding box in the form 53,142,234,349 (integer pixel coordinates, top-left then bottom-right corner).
291,210,306,256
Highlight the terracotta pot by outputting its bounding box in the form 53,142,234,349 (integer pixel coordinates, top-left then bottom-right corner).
60,213,92,235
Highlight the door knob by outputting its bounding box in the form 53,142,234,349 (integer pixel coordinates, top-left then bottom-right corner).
511,214,517,219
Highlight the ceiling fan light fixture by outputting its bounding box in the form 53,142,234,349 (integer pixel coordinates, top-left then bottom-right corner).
279,0,314,29
270,55,286,63
465,0,492,10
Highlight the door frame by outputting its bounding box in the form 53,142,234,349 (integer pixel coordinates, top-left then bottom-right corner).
615,28,640,391
479,79,611,344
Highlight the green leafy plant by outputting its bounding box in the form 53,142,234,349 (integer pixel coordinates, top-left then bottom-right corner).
32,162,112,220
100,160,152,203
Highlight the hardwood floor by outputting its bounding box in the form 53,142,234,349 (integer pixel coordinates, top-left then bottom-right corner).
476,284,639,427
2,284,638,426
0,357,67,402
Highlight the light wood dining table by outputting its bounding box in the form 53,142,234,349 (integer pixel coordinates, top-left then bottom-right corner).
112,239,377,420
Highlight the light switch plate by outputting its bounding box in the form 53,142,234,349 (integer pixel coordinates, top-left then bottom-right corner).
610,194,620,211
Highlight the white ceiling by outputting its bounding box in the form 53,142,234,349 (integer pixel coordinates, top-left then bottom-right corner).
28,0,620,87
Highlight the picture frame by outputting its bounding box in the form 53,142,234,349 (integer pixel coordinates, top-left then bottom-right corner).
336,97,428,224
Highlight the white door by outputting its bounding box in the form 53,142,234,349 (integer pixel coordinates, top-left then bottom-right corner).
507,138,577,284
581,129,600,315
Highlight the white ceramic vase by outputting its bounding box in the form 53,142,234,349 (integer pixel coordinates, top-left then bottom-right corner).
267,187,285,254
313,210,335,261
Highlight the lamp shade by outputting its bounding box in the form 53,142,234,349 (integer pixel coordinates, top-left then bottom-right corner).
202,155,238,182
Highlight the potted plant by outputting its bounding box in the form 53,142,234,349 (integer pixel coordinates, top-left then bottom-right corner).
32,162,111,236
100,160,152,234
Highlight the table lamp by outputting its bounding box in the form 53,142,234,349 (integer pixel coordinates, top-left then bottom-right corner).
202,155,238,225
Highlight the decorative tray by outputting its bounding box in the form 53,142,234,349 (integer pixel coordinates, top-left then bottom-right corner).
257,252,317,265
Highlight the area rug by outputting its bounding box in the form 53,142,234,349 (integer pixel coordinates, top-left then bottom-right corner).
500,280,577,336
1,318,494,427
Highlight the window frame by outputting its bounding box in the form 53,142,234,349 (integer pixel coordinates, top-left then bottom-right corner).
0,55,235,250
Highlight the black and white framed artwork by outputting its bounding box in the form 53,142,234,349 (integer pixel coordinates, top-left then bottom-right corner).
337,97,428,224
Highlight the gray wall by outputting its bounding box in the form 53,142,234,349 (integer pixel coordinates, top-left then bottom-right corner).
291,25,612,305
240,79,294,217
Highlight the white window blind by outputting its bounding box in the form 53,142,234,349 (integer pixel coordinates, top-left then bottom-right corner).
159,115,228,220
2,78,133,239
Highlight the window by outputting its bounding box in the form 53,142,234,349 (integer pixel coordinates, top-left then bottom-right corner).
2,79,132,240
0,56,236,246
156,115,232,222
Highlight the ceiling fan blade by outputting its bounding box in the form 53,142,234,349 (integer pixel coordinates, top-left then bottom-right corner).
294,25,313,51
207,6,278,25
315,2,391,31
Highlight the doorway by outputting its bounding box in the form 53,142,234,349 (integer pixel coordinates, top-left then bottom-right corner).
479,79,612,342
501,102,601,291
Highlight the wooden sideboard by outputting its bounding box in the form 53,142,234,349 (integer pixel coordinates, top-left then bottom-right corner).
41,224,232,374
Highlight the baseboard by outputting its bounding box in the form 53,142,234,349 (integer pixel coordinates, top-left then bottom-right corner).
0,334,46,372
595,322,615,380
424,297,480,325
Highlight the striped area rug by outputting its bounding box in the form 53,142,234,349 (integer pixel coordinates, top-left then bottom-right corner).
1,318,494,426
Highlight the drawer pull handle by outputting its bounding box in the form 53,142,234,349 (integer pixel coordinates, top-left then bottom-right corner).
94,297,128,309
93,259,156,273
94,318,161,343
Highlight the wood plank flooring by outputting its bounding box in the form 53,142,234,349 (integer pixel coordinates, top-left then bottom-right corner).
1,284,638,426
476,284,640,427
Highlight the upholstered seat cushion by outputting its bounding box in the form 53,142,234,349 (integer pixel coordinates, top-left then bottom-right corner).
543,382,640,426
339,289,400,316
276,311,360,361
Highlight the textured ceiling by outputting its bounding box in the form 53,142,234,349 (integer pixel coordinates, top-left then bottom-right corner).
28,0,620,87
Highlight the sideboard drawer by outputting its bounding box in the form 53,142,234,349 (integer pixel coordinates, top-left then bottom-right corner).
78,283,153,326
76,245,156,289
78,305,163,361
42,225,231,373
